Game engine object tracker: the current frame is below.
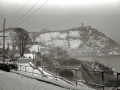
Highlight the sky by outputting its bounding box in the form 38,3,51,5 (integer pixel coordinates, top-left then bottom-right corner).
0,0,120,43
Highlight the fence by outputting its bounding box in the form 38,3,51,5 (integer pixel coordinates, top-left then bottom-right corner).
112,73,120,90
17,64,78,86
46,66,120,90
17,64,120,90
56,67,105,89
18,65,41,76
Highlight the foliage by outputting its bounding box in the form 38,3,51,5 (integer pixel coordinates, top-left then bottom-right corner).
49,47,69,60
11,28,31,57
60,58,81,66
0,48,13,59
94,61,114,74
0,48,2,54
8,50,17,59
41,55,56,73
41,55,54,66
59,69,73,80
29,32,40,44
80,28,89,42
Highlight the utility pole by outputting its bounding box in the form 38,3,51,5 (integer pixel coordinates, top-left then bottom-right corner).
3,18,6,64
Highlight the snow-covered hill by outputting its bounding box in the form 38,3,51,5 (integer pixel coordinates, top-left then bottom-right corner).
30,26,120,56
0,26,120,56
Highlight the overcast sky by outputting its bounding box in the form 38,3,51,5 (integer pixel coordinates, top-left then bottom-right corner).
0,0,120,43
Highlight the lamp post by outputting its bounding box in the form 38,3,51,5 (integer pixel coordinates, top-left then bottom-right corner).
75,68,78,86
101,71,104,90
55,66,58,81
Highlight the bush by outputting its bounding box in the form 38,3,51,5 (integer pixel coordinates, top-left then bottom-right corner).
0,64,11,72
10,63,18,70
59,69,73,80
60,58,81,66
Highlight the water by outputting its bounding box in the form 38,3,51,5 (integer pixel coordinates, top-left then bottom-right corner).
95,55,120,73
75,55,120,73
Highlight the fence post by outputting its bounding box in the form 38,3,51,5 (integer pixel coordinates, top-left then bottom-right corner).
101,71,104,90
25,66,26,74
42,66,44,78
117,73,120,89
55,67,58,81
75,68,78,86
42,66,43,78
112,72,120,90
117,73,118,90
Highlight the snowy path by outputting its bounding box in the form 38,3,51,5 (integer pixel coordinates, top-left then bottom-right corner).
18,63,42,76
0,70,68,90
37,65,89,88
17,63,94,89
18,63,66,83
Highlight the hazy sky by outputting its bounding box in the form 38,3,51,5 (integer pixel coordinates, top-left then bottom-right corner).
0,0,120,43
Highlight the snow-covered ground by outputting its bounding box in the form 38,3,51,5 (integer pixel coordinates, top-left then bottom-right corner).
0,61,96,90
0,70,68,90
16,63,95,90
18,63,70,83
18,63,42,76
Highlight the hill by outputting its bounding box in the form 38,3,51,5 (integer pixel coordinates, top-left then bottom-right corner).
29,26,120,56
0,25,120,56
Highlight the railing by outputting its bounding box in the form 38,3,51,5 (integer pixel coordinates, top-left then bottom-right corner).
17,64,78,86
18,65,39,76
58,67,105,89
17,64,104,88
112,73,120,90
17,64,120,90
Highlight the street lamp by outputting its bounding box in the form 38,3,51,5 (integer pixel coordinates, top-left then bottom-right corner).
74,68,78,86
41,59,44,78
55,66,58,81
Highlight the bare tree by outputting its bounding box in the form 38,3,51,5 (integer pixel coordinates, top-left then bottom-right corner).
11,28,31,57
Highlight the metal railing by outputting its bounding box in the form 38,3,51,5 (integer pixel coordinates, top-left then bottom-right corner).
17,64,120,90
58,67,105,89
17,64,81,87
112,73,120,90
